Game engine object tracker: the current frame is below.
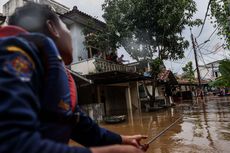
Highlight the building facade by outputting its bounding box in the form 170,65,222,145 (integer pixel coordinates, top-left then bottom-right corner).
195,60,222,81
2,0,144,121
61,7,143,121
3,0,69,17
61,6,106,63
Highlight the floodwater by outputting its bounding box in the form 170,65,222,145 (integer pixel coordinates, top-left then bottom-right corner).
101,96,230,153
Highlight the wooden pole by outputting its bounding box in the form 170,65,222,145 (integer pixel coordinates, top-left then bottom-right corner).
191,33,203,99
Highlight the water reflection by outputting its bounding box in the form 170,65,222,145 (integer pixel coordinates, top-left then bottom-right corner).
101,96,230,153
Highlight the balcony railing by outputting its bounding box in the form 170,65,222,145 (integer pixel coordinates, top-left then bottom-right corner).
71,58,136,75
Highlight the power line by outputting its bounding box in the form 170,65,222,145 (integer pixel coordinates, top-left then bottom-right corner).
200,47,228,59
174,48,193,73
196,0,211,38
198,27,219,50
207,26,218,41
205,54,225,61
200,37,215,50
200,44,224,55
171,60,188,64
196,42,209,75
197,46,213,79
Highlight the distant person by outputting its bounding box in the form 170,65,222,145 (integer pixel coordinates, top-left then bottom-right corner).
111,52,118,63
106,53,112,61
0,3,148,153
93,51,102,58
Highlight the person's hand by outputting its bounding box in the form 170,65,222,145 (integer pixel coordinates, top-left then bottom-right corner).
90,144,144,153
121,135,149,151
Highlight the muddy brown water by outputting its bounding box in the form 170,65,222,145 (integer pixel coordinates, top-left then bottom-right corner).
101,96,230,153
69,96,230,153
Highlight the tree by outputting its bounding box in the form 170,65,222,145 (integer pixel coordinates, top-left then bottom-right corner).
83,20,120,54
182,61,195,83
209,60,230,87
102,0,201,60
210,1,230,48
102,0,201,105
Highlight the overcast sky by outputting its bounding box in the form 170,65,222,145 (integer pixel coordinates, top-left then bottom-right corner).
0,0,227,74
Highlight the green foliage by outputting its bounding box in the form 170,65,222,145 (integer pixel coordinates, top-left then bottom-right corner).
209,77,230,87
83,20,120,52
209,60,230,87
102,0,201,61
210,1,230,48
101,0,201,103
149,58,164,77
182,61,195,83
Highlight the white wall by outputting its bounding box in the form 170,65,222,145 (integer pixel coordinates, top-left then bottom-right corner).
69,23,88,63
71,58,96,75
146,86,159,97
198,67,211,80
195,64,221,80
3,0,24,16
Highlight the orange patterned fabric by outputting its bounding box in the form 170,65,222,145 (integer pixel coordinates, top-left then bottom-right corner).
67,70,77,112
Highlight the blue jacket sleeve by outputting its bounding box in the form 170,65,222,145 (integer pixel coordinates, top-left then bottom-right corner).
70,106,122,147
0,38,91,153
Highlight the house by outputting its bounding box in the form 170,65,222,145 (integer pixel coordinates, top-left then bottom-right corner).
61,6,145,122
140,69,178,110
195,60,222,81
2,0,143,122
128,61,178,111
3,0,69,17
174,78,209,101
61,6,106,63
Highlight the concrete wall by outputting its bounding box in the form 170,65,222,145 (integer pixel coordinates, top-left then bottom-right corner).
78,82,141,118
129,82,140,109
69,24,88,63
195,62,221,80
146,85,160,97
197,67,211,80
196,66,221,80
71,58,96,75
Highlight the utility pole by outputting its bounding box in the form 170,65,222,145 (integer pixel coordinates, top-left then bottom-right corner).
191,33,201,86
191,33,203,99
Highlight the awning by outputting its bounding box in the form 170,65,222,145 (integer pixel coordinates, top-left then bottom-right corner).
67,69,93,87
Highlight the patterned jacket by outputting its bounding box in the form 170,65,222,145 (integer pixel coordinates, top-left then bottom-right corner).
0,26,121,153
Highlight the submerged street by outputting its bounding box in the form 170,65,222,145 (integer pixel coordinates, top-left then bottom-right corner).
101,96,230,153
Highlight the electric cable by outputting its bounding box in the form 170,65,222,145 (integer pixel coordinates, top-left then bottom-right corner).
196,0,212,38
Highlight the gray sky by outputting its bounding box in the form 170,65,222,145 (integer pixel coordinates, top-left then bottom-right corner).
0,0,227,74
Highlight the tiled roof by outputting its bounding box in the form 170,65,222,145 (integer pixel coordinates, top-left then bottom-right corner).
177,79,209,85
158,70,170,81
62,6,106,26
143,70,177,84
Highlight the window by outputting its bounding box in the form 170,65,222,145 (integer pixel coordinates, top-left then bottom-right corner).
215,72,218,77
